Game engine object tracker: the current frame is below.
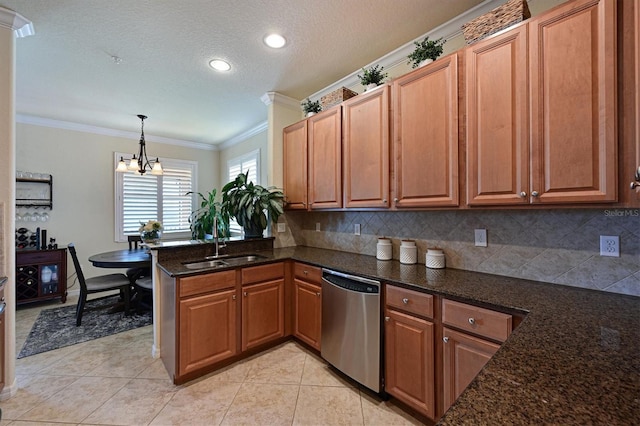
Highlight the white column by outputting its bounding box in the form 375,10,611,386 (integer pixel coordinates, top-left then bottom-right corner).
0,6,34,401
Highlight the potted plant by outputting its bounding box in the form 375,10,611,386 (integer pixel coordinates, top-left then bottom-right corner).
221,171,285,239
407,36,446,68
302,98,322,117
186,188,229,240
357,65,388,91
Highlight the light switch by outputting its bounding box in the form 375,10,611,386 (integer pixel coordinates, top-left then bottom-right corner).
474,229,487,247
277,223,286,233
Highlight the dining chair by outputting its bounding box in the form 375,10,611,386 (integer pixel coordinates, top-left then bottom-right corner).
68,243,132,326
126,235,153,312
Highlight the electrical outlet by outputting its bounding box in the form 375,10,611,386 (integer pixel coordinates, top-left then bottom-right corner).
600,235,620,257
277,223,286,233
315,222,321,232
474,229,487,247
354,224,361,235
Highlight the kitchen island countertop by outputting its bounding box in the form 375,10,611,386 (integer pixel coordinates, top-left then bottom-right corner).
158,245,640,424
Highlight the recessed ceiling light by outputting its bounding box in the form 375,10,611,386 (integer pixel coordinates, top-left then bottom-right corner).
209,59,231,71
264,33,286,49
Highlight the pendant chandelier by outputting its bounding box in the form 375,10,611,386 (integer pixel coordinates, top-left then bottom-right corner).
116,114,163,175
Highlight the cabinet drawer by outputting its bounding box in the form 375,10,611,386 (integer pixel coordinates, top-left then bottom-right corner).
242,262,284,285
442,299,512,342
294,262,322,283
386,285,433,319
179,270,236,298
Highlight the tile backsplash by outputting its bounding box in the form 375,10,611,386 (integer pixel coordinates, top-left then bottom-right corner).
283,208,640,297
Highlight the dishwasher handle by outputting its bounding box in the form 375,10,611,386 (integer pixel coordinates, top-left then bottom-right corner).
322,273,379,294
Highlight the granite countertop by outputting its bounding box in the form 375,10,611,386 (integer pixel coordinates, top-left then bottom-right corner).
158,246,640,424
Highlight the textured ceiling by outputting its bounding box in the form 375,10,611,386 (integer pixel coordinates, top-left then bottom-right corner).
1,0,486,146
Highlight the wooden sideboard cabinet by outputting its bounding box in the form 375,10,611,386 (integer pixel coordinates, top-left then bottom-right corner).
16,248,67,305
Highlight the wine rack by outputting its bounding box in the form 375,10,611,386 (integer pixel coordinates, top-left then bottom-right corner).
16,248,67,305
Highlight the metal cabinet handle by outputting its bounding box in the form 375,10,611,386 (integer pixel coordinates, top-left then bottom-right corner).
316,292,321,297
443,336,449,343
632,181,640,190
531,191,539,197
232,294,236,300
302,202,306,207
402,298,409,304
385,316,390,322
383,199,387,204
243,291,247,297
394,198,399,203
303,270,308,275
468,317,475,325
519,191,527,198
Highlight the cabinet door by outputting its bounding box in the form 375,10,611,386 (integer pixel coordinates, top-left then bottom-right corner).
179,289,237,375
466,25,529,206
343,86,390,208
308,107,342,209
394,55,459,208
283,120,308,210
385,309,435,419
293,279,321,350
242,279,285,351
530,0,617,203
442,327,500,412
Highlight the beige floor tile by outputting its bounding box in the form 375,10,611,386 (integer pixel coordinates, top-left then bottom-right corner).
34,343,123,377
5,422,78,426
244,346,306,385
136,358,172,381
82,378,177,425
0,375,78,420
221,382,299,426
18,376,129,423
150,380,241,425
85,340,156,378
360,392,425,426
293,385,364,426
301,353,357,388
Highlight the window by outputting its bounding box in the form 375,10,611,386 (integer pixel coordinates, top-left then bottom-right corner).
114,153,197,242
227,149,260,236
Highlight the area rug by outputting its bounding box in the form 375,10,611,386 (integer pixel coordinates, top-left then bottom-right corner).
18,296,152,359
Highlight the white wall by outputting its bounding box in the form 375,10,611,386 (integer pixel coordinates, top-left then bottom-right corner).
15,122,219,279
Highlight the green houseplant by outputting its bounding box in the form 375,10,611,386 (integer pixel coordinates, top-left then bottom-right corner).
221,171,285,238
186,188,229,240
407,36,446,68
302,98,322,117
357,65,388,90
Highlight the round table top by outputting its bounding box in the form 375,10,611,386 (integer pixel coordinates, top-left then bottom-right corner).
88,248,151,268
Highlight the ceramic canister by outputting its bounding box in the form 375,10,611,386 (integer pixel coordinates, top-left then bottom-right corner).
376,237,392,261
399,240,417,264
426,248,445,269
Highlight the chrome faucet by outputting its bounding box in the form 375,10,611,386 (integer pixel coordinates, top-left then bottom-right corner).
211,216,227,258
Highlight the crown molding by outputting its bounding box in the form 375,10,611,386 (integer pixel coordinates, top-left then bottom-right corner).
16,114,217,151
218,120,268,150
0,7,34,38
308,0,511,101
261,91,301,109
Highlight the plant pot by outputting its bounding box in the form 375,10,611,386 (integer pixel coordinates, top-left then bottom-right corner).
140,229,162,245
243,222,264,239
305,111,316,117
419,58,434,68
365,83,378,91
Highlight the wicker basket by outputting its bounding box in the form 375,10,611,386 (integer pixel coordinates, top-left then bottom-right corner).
462,0,531,45
320,87,358,110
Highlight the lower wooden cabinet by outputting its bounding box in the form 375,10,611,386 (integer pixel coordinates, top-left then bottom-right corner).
241,279,285,350
385,308,435,419
294,279,321,350
179,288,237,375
442,327,500,410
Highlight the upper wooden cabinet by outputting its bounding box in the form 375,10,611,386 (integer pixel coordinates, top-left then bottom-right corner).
393,54,460,208
530,0,617,204
467,0,617,206
343,85,390,208
308,107,343,209
466,25,529,206
283,120,308,210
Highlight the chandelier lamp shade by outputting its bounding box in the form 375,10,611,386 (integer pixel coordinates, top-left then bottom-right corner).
116,114,163,175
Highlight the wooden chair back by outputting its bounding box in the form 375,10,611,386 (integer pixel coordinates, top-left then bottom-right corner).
128,235,142,250
67,243,88,293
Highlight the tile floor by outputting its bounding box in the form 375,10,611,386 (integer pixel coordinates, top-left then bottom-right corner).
2,296,425,425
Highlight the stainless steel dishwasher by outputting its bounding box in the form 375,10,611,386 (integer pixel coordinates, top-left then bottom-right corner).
321,268,381,393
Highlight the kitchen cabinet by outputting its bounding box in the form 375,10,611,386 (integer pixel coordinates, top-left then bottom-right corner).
393,54,459,208
241,262,285,351
343,85,390,208
467,0,617,206
293,262,322,350
283,120,308,210
384,285,435,419
177,270,237,377
16,249,67,305
441,299,512,412
308,107,343,209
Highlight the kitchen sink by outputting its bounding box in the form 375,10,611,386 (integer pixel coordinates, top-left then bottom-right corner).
182,254,267,270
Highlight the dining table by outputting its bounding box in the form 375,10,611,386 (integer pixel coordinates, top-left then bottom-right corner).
88,248,151,269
